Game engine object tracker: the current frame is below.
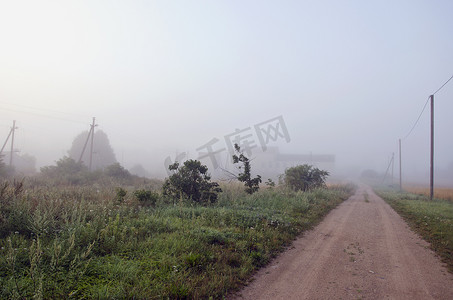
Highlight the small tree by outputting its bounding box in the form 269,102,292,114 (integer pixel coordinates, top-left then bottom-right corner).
284,164,329,192
232,144,261,194
68,130,117,170
162,160,222,203
265,178,275,188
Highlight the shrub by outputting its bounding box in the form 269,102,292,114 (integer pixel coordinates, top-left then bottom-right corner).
133,189,158,206
40,156,90,185
162,160,222,203
105,163,131,179
283,164,329,192
115,187,127,203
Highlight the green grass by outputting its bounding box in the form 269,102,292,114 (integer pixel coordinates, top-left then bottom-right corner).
364,191,369,203
376,188,453,273
0,180,354,299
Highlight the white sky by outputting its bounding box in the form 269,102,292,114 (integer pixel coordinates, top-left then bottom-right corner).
0,1,452,181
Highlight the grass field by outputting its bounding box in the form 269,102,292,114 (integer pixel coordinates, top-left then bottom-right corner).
0,180,354,299
403,185,453,202
376,188,453,273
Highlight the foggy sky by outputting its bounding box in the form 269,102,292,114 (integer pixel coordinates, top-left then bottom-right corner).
0,1,452,184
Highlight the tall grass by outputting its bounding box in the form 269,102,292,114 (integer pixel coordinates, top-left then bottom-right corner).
376,188,453,273
0,180,354,299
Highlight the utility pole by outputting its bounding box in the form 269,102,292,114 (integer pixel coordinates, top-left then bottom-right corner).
10,120,17,166
430,95,434,200
79,128,91,164
1,120,15,154
382,154,394,185
89,117,96,171
399,139,402,191
392,152,395,188
1,121,18,165
1,121,18,166
78,117,97,171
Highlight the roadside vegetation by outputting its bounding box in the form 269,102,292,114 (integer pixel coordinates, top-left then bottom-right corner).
376,188,453,273
0,153,354,298
0,181,353,298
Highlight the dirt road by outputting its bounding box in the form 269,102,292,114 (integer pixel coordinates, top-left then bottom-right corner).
234,185,453,299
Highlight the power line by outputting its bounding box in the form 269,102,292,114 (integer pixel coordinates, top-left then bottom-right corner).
402,74,453,140
0,101,91,119
0,107,87,125
433,74,453,95
402,96,430,140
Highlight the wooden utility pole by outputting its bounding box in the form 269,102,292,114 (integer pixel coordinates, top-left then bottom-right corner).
78,117,97,171
382,154,395,185
399,139,402,191
79,124,93,164
9,120,16,166
430,95,434,200
89,117,96,171
1,121,18,165
391,152,394,185
1,121,15,154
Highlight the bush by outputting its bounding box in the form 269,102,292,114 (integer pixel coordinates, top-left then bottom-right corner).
133,189,158,206
40,156,90,185
115,187,127,203
162,160,222,203
283,164,329,192
105,163,131,179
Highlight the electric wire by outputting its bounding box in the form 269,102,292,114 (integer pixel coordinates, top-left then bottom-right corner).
0,107,88,125
0,101,91,119
433,74,453,95
402,74,453,140
402,96,430,141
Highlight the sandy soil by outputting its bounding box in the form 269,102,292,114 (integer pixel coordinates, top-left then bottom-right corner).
233,185,453,299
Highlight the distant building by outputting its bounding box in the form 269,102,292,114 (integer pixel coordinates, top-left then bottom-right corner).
252,147,335,180
206,147,335,181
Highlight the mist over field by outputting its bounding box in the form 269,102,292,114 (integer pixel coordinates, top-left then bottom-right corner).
1,1,452,185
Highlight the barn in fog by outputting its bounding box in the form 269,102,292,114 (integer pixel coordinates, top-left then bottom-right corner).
252,147,335,180
204,147,335,181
